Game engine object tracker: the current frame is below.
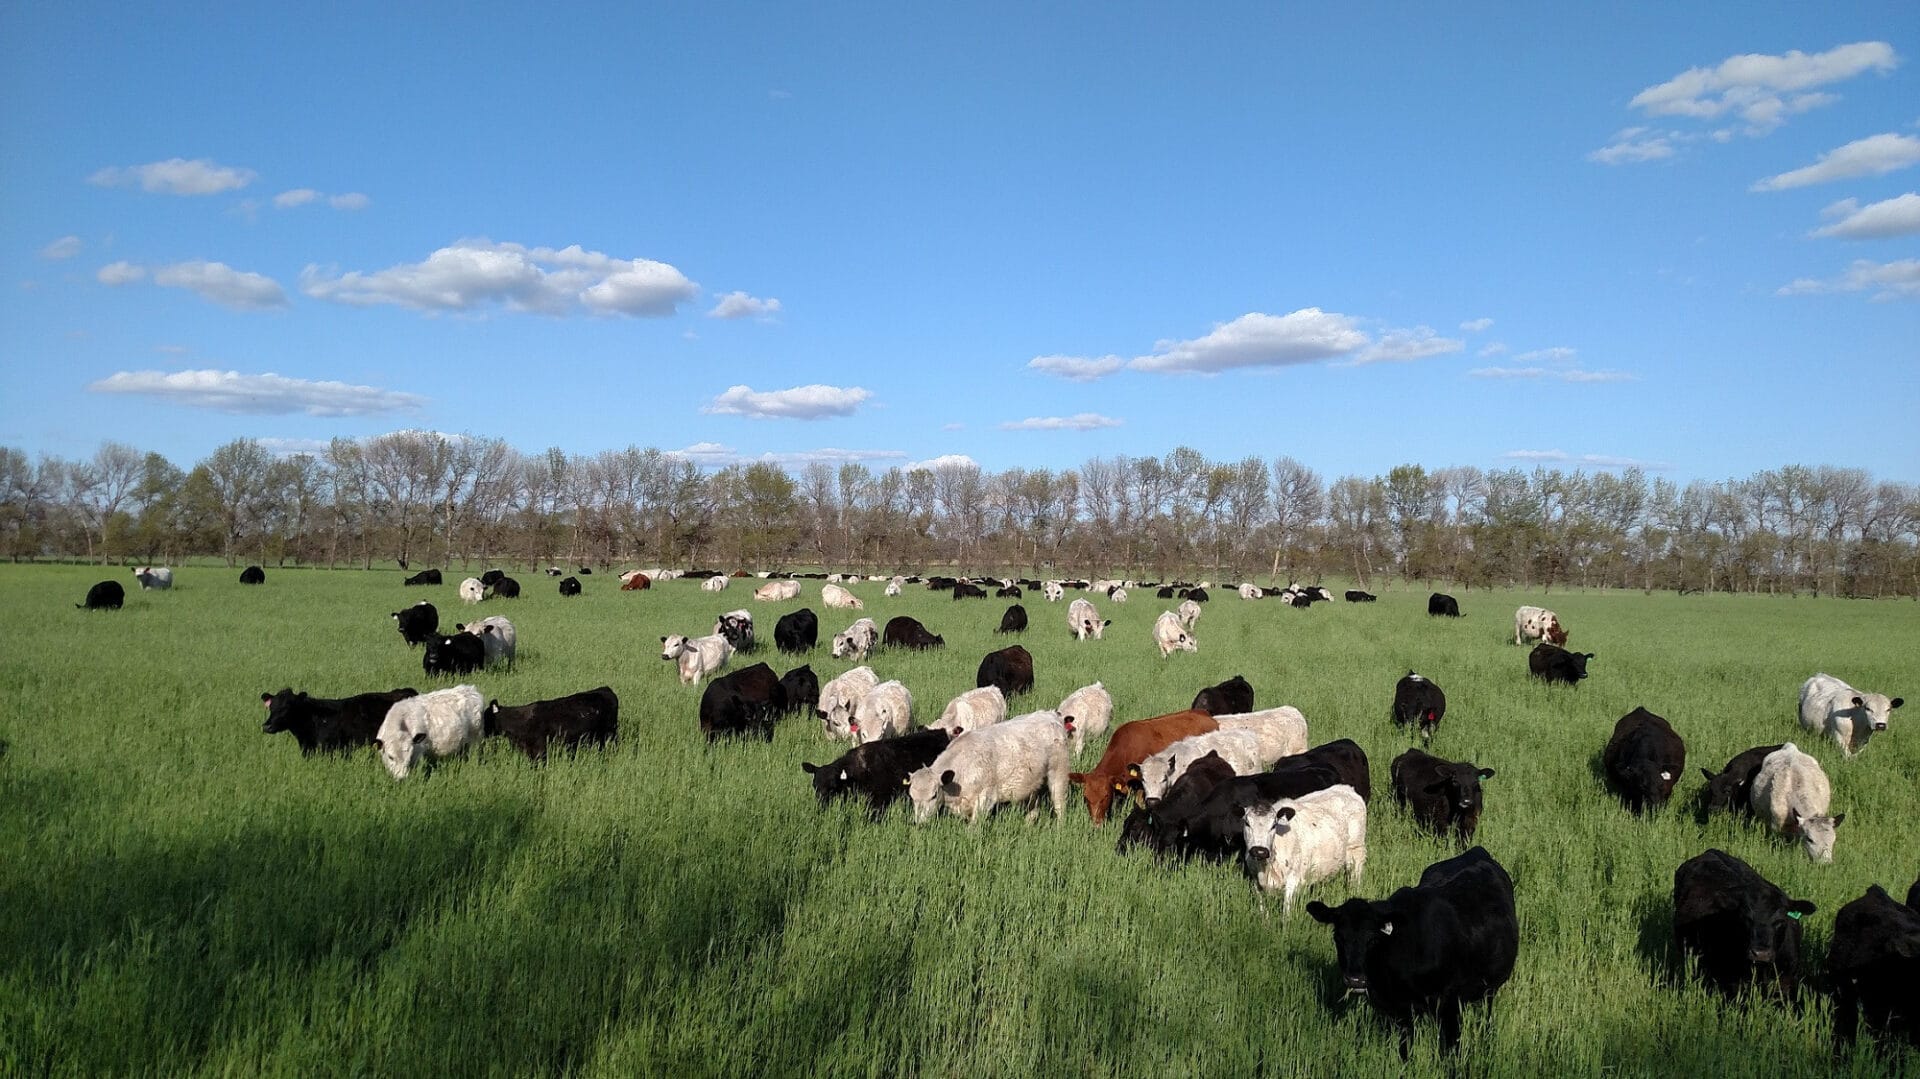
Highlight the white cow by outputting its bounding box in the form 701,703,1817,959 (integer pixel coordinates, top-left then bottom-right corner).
822,583,864,610
1110,587,1129,604
702,575,730,592
1241,785,1368,911
376,685,486,781
660,633,733,685
1513,605,1568,646
1067,598,1108,640
826,573,843,583
1057,682,1114,757
818,666,879,740
1134,728,1265,804
1177,599,1203,629
1042,581,1065,603
932,685,1007,735
133,566,173,590
885,577,904,597
831,617,879,660
907,711,1072,824
1799,673,1902,757
1153,611,1197,658
1238,582,1262,601
753,579,801,602
458,577,484,605
1751,743,1844,863
457,615,516,669
853,680,914,744
1215,706,1309,764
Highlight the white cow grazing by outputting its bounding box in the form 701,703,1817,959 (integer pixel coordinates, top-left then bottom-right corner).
1215,706,1309,764
1751,743,1844,863
1177,599,1203,629
853,680,914,744
1134,728,1265,804
822,583,864,610
818,666,879,740
133,566,173,590
376,685,486,781
933,685,1007,735
1067,598,1108,640
1238,582,1262,601
660,633,733,685
702,575,730,592
458,577,484,605
1057,681,1114,757
1110,587,1129,604
1241,785,1369,911
1153,611,1198,658
753,579,801,601
457,615,516,669
885,577,904,597
1513,605,1568,646
826,573,843,583
1043,580,1065,603
831,617,879,660
1799,673,1902,757
907,710,1072,824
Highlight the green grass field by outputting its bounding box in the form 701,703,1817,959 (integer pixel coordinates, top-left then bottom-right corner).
1,565,1915,1077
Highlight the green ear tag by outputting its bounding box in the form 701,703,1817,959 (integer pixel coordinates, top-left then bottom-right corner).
1787,911,1803,920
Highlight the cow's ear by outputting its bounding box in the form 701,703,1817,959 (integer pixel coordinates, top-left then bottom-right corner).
1477,768,1495,781
801,762,819,775
260,692,273,704
1305,901,1334,924
1788,899,1817,918
1102,620,1112,627
1890,698,1904,709
1126,764,1141,778
1276,806,1296,822
1832,813,1846,827
660,636,668,643
1852,696,1865,708
1700,768,1714,782
1586,653,1596,660
1067,772,1086,786
1380,921,1394,936
411,732,427,744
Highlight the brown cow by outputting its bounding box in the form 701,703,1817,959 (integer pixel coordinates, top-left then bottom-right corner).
1067,708,1218,823
621,572,652,591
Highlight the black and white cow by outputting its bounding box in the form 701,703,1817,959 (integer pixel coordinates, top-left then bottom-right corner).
1672,848,1815,998
484,686,619,760
423,633,485,677
558,576,582,597
1602,707,1686,813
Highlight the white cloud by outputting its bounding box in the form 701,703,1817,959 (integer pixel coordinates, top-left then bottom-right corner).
328,192,370,211
274,188,319,208
1502,449,1568,461
1501,449,1670,470
88,157,257,196
1589,128,1680,165
668,441,907,469
40,236,82,260
1513,346,1578,364
1459,317,1493,333
1349,326,1463,365
707,291,783,319
300,239,698,317
1128,309,1370,373
1810,193,1920,239
907,454,978,471
1027,354,1124,382
87,370,426,416
150,261,288,310
1751,133,1920,191
1470,349,1635,383
255,437,333,456
1478,342,1509,358
1777,258,1920,301
97,261,145,286
703,383,871,420
1627,42,1896,131
1000,413,1123,431
940,422,965,432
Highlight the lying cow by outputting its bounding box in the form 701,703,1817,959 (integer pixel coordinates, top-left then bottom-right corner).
1427,592,1459,617
821,583,863,610
1799,673,1902,757
485,686,618,759
402,568,442,586
239,565,265,585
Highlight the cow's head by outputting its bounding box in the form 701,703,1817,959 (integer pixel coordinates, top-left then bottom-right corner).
1426,762,1495,816
260,689,299,734
374,718,429,781
1544,619,1569,646
661,635,687,660
801,760,850,805
1305,897,1396,993
1736,887,1815,965
1241,799,1299,863
905,766,951,824
1791,810,1845,863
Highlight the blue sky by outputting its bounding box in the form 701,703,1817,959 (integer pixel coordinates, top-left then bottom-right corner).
3,4,1916,482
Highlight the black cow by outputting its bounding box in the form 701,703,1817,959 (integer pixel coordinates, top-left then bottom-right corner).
1427,592,1461,617
1389,671,1446,742
403,568,442,586
1184,587,1209,602
78,580,124,610
1699,744,1785,817
577,567,593,575
480,569,506,587
545,567,564,577
774,608,818,654
1603,707,1686,813
423,633,485,677
1156,586,1177,599
926,576,955,591
489,576,521,599
952,582,988,599
1391,748,1493,843
1285,591,1315,608
780,665,819,714
1191,674,1254,716
239,565,265,585
1117,750,1238,857
1150,740,1370,862
1306,847,1519,1059
484,686,619,761
883,615,944,650
1826,884,1920,1049
995,585,1022,598
558,576,582,597
699,662,787,742
261,687,417,754
1673,848,1815,998
1528,643,1593,685
802,729,953,815
390,602,439,648
976,645,1034,697
1346,589,1377,602
1908,876,1919,912
997,604,1028,634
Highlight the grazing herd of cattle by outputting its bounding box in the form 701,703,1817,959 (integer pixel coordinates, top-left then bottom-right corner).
74,563,1917,1058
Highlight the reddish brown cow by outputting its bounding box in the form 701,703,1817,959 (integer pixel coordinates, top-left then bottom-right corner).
621,573,652,591
1068,709,1218,823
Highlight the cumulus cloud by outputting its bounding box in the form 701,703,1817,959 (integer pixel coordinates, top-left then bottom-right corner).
1349,326,1464,365
87,370,426,416
1514,347,1578,364
703,383,871,420
1478,342,1509,358
1777,258,1920,300
1809,193,1920,239
1752,133,1920,191
88,157,257,196
300,239,698,317
1129,309,1370,373
40,236,82,260
1502,449,1671,469
1027,354,1124,382
668,441,907,469
96,261,144,286
152,261,288,310
1589,128,1680,165
1000,413,1123,431
1460,317,1494,333
329,192,370,210
707,291,782,320
1628,42,1896,130
907,454,979,471
940,422,965,432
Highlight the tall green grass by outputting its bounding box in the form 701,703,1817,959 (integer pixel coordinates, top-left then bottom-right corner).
1,566,1915,1076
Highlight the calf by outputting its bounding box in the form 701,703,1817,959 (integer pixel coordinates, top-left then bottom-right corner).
1427,592,1460,617
1306,847,1518,1059
997,604,1028,634
1529,643,1593,686
1751,744,1844,863
1117,750,1237,856
1672,848,1816,998
661,632,734,685
853,680,914,743
713,609,755,651
1602,706,1686,813
391,601,439,647
133,566,173,590
976,645,1034,697
621,572,652,591
1699,743,1785,816
933,685,1007,735
1152,611,1197,657
1390,747,1493,842
423,633,485,677
1243,785,1368,911
1057,681,1113,757
484,686,618,759
1799,672,1902,757
261,687,417,754
1067,598,1109,640
818,666,879,740
774,608,818,653
1390,671,1446,742
456,615,515,669
459,577,485,604
821,583,863,610
1345,589,1376,602
1192,674,1254,716
699,663,787,742
779,665,819,715
375,685,486,780
239,565,265,585
1513,604,1568,646
907,711,1071,824
1826,884,1920,1049
803,729,954,815
558,575,582,597
1068,709,1219,824
402,568,442,586
883,615,943,650
78,580,124,610
1176,598,1202,628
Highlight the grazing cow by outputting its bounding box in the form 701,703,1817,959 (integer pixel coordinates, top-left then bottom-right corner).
1391,748,1494,843
699,663,787,742
78,580,124,610
488,576,521,599
133,566,173,590
660,633,734,686
1529,643,1593,686
1110,587,1129,604
1157,586,1176,599
822,583,863,610
1513,604,1569,646
1602,707,1686,814
976,645,1034,698
997,604,1028,634
853,680,914,744
1057,682,1113,757
1672,848,1816,998
545,567,563,577
884,577,903,597
1699,744,1786,817
831,617,879,660
774,608,818,654
1826,884,1920,1049
1042,580,1065,603
753,579,801,602
1183,587,1210,603
1390,671,1446,743
459,577,485,604
456,615,515,669
1751,744,1844,863
1306,847,1519,1059
621,573,652,591
423,633,486,678
702,574,729,592
803,729,954,815
883,615,943,650
907,711,1072,824
1067,598,1109,640
818,666,879,740
933,685,1007,735
577,567,592,575
1116,750,1240,856
1152,611,1197,658
1069,709,1219,824
779,664,819,714
239,565,266,585
375,685,486,780
558,576,582,597
1427,592,1460,617
1799,673,1903,758
714,609,755,651
1238,582,1262,601
403,568,443,586
1215,706,1311,764
952,581,988,600
1176,598,1202,629
484,686,618,760
1192,674,1254,716
261,687,417,754
1345,589,1376,602
995,585,1023,598
1133,728,1265,805
1243,785,1368,911
480,570,506,587
1140,747,1354,864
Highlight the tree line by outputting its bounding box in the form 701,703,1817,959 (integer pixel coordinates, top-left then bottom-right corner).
3,434,1915,597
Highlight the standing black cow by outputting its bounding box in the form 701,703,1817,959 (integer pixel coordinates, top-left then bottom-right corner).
423,633,486,677
484,687,619,760
997,604,1028,634
1528,643,1593,685
1151,740,1371,863
239,565,266,585
1391,748,1493,843
1603,707,1686,813
480,569,506,587
1672,848,1815,998
1698,744,1785,817
883,616,944,650
403,568,443,586
699,662,788,742
774,608,819,653
1826,884,1920,1049
78,580,125,610
261,687,417,754
977,645,1034,697
779,665,820,714
489,576,521,599
1427,593,1461,617
558,576,582,597
391,602,439,648
1390,671,1447,742
802,729,953,815
1183,587,1210,603
1191,675,1254,716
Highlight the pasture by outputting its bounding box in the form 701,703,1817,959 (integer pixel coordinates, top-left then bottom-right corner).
1,565,1915,1076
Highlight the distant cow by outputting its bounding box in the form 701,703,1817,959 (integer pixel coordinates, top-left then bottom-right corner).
480,570,506,588
883,615,943,650
1067,598,1108,640
997,604,1028,634
1391,748,1494,843
1390,671,1446,742
1176,598,1202,629
952,581,988,600
1242,785,1368,912
375,684,486,781
403,568,442,586
261,687,417,754
1183,587,1209,603
1826,884,1920,1049
621,573,652,591
1529,643,1593,686
995,585,1022,598
239,565,265,585
1699,744,1784,817
818,666,879,740
1513,604,1568,646
391,602,439,648
488,576,521,599
1191,675,1254,716
779,664,819,715
459,577,485,604
485,686,618,760
702,574,729,592
1673,848,1816,998
1602,707,1686,814
1751,744,1844,863
558,576,582,597
976,645,1034,698
775,608,818,653
1057,681,1113,757
803,729,954,815
933,685,1007,735
424,633,485,677
133,566,172,590
1238,582,1262,601
661,633,734,685
1069,709,1218,824
1152,611,1197,658
1042,581,1065,603
78,580,124,610
1799,673,1902,758
822,583,863,610
831,617,879,660
1427,592,1460,617
699,663,786,742
1345,590,1376,602
753,579,800,602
